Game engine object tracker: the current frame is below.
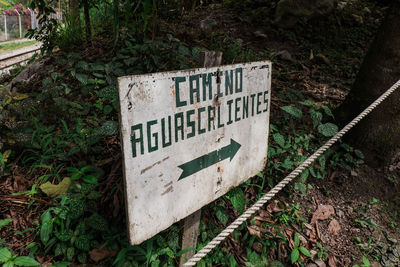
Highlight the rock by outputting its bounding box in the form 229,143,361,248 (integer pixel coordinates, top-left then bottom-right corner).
336,209,344,218
307,264,318,267
314,259,326,267
352,14,364,25
275,0,335,28
200,18,217,31
310,249,318,260
2,59,48,93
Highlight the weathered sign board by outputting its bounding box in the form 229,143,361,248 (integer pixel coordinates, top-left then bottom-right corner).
118,61,272,245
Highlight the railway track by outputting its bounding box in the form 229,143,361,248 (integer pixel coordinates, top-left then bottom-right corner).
0,45,41,71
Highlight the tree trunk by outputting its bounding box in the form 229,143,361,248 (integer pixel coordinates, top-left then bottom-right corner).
336,0,400,164
83,0,91,40
69,0,80,27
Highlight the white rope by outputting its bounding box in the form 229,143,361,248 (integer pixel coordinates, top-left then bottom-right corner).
183,79,400,266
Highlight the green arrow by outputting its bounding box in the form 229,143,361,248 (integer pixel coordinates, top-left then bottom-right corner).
178,139,241,180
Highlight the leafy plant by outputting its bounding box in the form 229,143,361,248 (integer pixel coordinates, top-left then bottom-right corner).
290,233,311,264
0,247,40,266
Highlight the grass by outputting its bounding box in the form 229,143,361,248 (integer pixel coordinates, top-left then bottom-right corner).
0,40,38,55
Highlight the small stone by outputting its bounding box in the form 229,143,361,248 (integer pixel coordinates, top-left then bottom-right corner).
314,259,326,267
310,249,318,260
350,170,358,176
336,209,344,218
352,14,364,25
307,264,318,267
253,30,268,39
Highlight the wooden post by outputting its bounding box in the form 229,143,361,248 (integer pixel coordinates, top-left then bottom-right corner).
179,51,222,266
4,16,7,41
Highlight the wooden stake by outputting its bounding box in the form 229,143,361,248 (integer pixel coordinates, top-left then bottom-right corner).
179,51,222,266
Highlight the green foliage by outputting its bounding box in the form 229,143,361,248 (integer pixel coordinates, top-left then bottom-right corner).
0,218,13,229
0,247,40,266
290,232,311,264
27,0,59,54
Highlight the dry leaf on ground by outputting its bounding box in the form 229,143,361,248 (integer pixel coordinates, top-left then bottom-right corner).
311,205,335,224
328,254,338,267
328,219,341,235
39,177,71,198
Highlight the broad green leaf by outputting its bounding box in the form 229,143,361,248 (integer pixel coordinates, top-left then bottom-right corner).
281,106,302,118
66,247,75,261
309,109,322,128
68,198,86,219
318,123,338,137
87,213,108,232
229,188,245,214
82,175,98,185
55,229,73,242
96,121,119,136
0,218,13,229
300,169,309,182
362,255,370,265
294,233,300,247
14,256,40,266
299,246,311,257
322,105,334,118
40,220,53,245
216,206,229,226
290,248,300,263
354,149,364,159
299,100,313,107
3,262,14,267
273,133,285,148
40,177,71,198
295,182,307,195
74,236,90,252
75,73,89,85
0,247,12,262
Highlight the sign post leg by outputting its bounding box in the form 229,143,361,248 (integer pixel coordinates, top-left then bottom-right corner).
179,51,222,266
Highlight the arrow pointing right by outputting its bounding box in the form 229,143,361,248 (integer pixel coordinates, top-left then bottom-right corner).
177,139,241,181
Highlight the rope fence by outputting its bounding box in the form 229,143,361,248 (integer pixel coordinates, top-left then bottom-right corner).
183,79,400,266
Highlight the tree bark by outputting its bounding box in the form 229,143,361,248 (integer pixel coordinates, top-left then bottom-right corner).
83,0,91,40
336,0,400,164
69,0,80,28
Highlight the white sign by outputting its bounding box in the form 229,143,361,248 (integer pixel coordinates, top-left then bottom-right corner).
118,61,271,244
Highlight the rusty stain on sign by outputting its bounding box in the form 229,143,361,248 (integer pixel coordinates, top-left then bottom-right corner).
118,61,272,245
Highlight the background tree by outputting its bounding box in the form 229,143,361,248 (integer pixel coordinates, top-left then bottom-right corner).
336,0,400,164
